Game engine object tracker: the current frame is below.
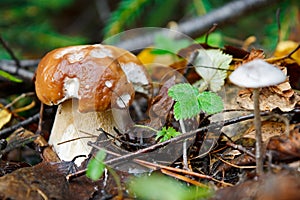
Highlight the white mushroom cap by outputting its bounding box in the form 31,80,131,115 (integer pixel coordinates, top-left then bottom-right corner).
229,59,286,88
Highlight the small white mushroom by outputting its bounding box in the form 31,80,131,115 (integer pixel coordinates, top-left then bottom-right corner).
229,59,286,175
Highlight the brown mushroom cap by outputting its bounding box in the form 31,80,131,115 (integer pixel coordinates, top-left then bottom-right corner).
35,44,134,112
105,45,152,95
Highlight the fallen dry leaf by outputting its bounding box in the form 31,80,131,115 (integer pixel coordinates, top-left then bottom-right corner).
212,171,300,200
0,161,96,200
0,160,31,177
0,106,11,130
267,125,300,161
148,76,175,130
243,121,287,142
274,40,300,64
236,87,300,111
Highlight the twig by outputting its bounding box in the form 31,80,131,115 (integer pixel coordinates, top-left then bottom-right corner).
0,113,40,138
66,109,300,181
0,60,35,80
226,141,255,158
101,110,274,167
110,0,280,50
0,59,39,67
68,142,232,186
0,35,21,70
286,44,300,58
205,23,218,44
2,92,35,111
216,156,256,169
0,134,38,156
36,103,44,135
161,169,208,187
103,108,300,165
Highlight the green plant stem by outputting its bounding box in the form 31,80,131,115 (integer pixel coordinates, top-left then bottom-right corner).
106,166,123,199
179,119,189,170
253,88,263,176
134,124,158,132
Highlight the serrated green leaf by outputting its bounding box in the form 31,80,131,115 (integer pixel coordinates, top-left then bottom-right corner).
193,49,232,92
197,91,223,114
168,83,200,120
0,70,22,83
86,150,106,181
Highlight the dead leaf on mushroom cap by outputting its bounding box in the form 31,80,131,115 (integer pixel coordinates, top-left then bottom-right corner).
237,87,300,111
243,49,265,62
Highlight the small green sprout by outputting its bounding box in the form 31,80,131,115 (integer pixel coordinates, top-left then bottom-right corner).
155,126,181,142
135,124,181,143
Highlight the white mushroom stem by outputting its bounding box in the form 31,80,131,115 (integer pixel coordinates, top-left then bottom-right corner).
49,99,116,166
253,88,263,175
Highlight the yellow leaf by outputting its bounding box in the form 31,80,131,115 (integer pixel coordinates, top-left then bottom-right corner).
137,47,155,65
274,40,300,64
0,107,12,129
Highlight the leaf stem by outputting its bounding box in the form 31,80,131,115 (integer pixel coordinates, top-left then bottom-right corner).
134,124,158,132
179,119,189,170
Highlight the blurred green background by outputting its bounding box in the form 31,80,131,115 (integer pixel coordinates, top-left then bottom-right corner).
0,0,299,59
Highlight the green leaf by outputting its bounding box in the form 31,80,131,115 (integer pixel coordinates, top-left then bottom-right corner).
86,150,106,181
168,83,200,120
155,127,181,142
128,173,213,200
195,32,224,47
193,49,232,92
197,91,223,114
151,34,191,55
0,70,22,83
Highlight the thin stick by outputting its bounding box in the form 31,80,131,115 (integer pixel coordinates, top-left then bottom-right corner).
68,142,232,186
0,113,40,137
226,141,255,158
161,169,207,187
205,23,218,44
36,103,44,135
0,35,21,69
216,156,256,169
1,92,35,111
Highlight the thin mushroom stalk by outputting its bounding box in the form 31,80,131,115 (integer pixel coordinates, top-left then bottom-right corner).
229,59,286,176
253,88,263,175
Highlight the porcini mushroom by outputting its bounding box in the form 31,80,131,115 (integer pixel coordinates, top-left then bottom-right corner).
229,59,286,175
35,44,151,165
